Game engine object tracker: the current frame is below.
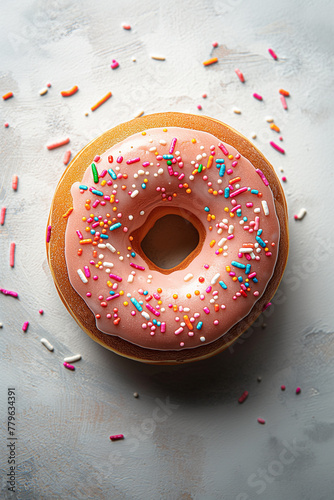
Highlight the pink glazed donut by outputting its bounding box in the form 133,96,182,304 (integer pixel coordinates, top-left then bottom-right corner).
47,113,288,364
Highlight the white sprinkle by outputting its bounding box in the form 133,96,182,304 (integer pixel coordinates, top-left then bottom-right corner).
254,208,261,213
217,228,223,235
184,273,193,282
98,244,106,248
211,273,220,285
141,311,150,320
106,243,116,253
262,200,269,216
233,107,241,114
183,307,190,313
129,215,133,220
180,322,186,327
119,256,124,261
138,169,145,175
295,208,307,220
251,252,256,259
41,338,54,351
200,336,206,342
158,168,164,175
151,55,166,61
189,175,194,181
103,262,114,267
140,210,145,215
251,132,257,139
134,110,144,118
99,254,104,259
77,269,88,283
127,274,134,283
265,116,274,123
131,190,139,198
228,224,234,234
159,139,167,145
209,299,215,304
218,237,227,247
64,354,81,363
39,87,48,96
239,248,253,253
149,146,157,152
196,154,202,161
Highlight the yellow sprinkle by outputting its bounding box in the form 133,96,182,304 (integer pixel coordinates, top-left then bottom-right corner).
80,239,92,244
209,240,216,248
119,290,124,296
232,277,237,281
195,290,200,296
163,128,167,132
63,207,73,218
211,214,216,220
191,138,196,143
224,207,229,212
206,155,214,169
228,154,233,160
142,131,146,135
173,293,178,299
82,217,87,221
101,180,106,186
226,266,231,272
186,293,191,299
123,301,128,306
218,248,223,254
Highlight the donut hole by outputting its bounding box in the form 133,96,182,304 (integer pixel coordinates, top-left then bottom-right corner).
132,207,205,274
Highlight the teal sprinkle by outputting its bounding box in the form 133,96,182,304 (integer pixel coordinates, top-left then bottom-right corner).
204,206,210,212
196,321,203,330
253,277,258,283
219,164,226,177
219,280,227,289
243,217,248,222
224,187,230,198
141,183,146,189
157,321,161,327
131,252,136,257
92,189,103,196
131,298,142,312
163,154,174,159
79,185,88,190
231,260,246,269
153,319,157,325
215,159,225,164
238,276,243,282
94,216,99,221
143,291,148,295
109,291,115,295
108,168,117,180
236,209,242,217
257,229,263,236
251,189,259,195
90,229,95,235
100,234,109,239
256,236,266,248
245,264,251,274
109,222,122,231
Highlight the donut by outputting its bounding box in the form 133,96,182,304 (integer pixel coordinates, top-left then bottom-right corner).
47,112,288,364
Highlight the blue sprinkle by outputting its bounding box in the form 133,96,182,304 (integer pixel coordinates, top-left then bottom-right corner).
252,277,258,283
224,187,230,198
94,217,99,221
100,234,109,239
157,321,161,327
92,189,103,196
243,217,248,222
108,168,117,180
196,321,203,330
204,206,210,212
131,252,136,257
141,183,146,189
79,185,88,190
219,164,226,177
256,236,266,248
90,229,96,235
257,229,263,236
251,189,259,195
236,209,242,217
245,264,251,275
131,297,142,312
143,291,148,295
153,319,157,325
215,159,225,164
109,291,115,295
109,222,122,231
219,280,227,289
231,260,246,269
163,154,174,159
238,276,243,282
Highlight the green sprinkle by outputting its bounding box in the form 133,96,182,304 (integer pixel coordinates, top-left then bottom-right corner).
91,163,99,183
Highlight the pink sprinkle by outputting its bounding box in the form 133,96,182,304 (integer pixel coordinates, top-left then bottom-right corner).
117,156,123,163
0,207,6,225
238,391,249,404
253,93,263,101
255,168,269,186
63,362,75,371
280,95,288,110
235,68,245,83
9,242,16,267
109,273,122,282
212,41,218,48
63,150,71,165
22,321,29,332
262,302,272,311
0,288,18,298
268,48,277,60
110,434,124,441
282,176,287,182
202,93,207,98
161,322,166,333
281,385,286,391
126,157,140,165
111,59,119,69
230,187,248,198
76,230,83,239
218,142,229,156
4,122,9,128
257,418,266,425
39,309,44,315
197,105,202,110
106,293,120,301
296,387,301,395
203,307,210,314
175,327,184,335
146,304,160,317
130,263,145,271
84,266,91,278
270,141,285,154
169,138,177,154
142,162,150,167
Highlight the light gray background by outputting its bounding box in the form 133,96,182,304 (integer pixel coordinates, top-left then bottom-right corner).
1,0,334,499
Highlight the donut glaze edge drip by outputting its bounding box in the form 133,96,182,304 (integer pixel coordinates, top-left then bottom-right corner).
64,127,280,351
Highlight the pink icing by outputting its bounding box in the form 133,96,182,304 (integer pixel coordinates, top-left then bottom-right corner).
65,127,280,350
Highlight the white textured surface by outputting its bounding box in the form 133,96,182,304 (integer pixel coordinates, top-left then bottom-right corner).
1,0,334,498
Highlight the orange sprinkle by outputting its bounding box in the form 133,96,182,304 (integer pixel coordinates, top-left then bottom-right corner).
61,85,79,97
229,177,241,185
206,155,214,169
209,240,216,248
184,315,193,330
77,249,82,256
186,188,191,194
80,239,92,244
203,57,218,66
173,293,178,299
91,91,112,111
279,89,290,97
270,123,280,132
214,304,219,312
2,92,13,100
62,207,73,218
